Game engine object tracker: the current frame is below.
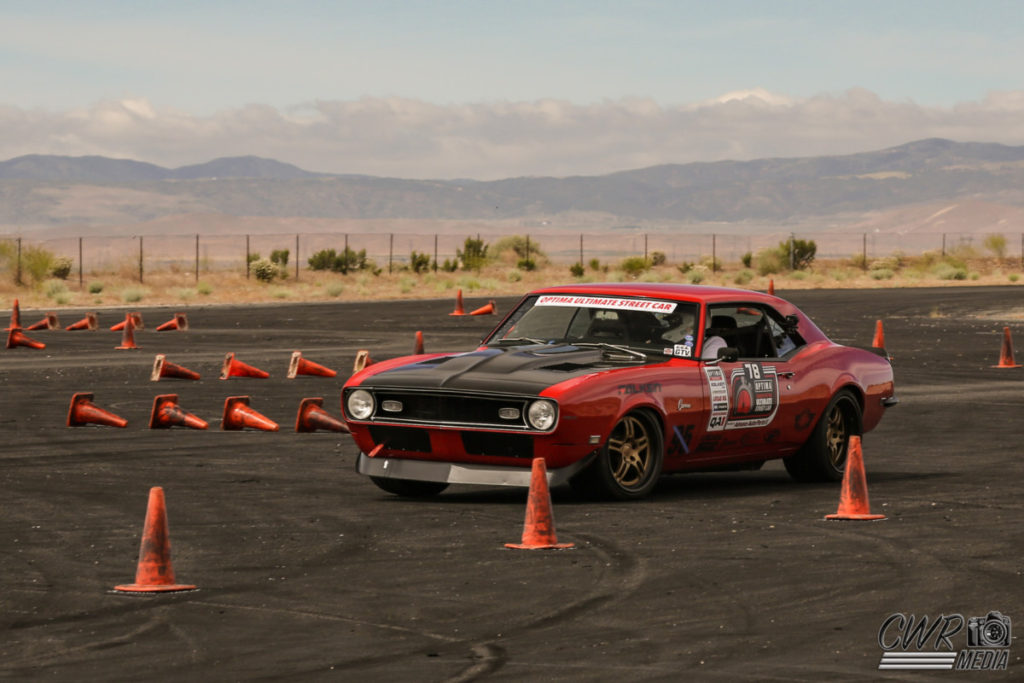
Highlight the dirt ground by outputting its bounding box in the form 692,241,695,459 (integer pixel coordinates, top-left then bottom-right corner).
1,287,1022,681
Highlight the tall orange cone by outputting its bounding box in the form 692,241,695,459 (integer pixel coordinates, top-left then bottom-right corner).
221,396,279,431
767,279,775,296
6,328,45,349
469,300,497,316
505,458,574,550
67,392,128,428
992,326,1022,368
220,352,270,379
114,487,196,593
871,319,886,349
111,312,143,331
287,351,337,378
156,313,188,331
115,314,139,350
295,397,349,433
352,350,374,374
151,354,201,381
66,312,98,331
5,298,21,330
149,394,209,430
26,312,59,330
414,330,425,355
825,436,886,521
449,289,466,316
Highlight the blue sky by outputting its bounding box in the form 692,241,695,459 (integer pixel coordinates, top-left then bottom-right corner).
1,1,1023,177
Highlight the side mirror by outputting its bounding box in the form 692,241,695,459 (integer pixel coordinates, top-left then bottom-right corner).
716,347,739,363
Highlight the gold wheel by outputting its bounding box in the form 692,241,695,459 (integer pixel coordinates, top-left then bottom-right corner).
607,414,655,490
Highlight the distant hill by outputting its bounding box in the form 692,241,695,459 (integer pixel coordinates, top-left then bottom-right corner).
3,139,1024,232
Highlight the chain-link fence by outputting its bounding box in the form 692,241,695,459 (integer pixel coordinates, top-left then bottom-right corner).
1,230,1022,286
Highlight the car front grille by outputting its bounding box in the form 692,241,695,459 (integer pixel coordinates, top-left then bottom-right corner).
368,425,432,453
370,390,533,430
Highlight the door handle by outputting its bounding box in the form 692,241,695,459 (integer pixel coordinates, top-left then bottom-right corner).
777,371,795,378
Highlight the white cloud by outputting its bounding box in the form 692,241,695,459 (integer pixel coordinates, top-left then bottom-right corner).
2,89,1024,180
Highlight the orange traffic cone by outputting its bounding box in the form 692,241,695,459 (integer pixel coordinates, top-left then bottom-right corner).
221,396,279,431
67,392,128,428
449,289,466,316
505,458,574,550
149,394,209,430
992,326,1022,368
825,436,886,521
114,487,196,593
156,313,188,331
115,314,139,350
110,312,143,331
150,354,201,381
352,350,374,374
871,320,886,349
767,279,775,296
220,352,270,379
6,328,45,350
414,330,425,355
26,312,59,330
66,312,98,331
287,351,337,378
295,397,349,433
5,298,21,330
469,300,497,316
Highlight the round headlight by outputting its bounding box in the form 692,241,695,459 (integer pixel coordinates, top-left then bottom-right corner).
527,399,557,431
346,389,375,420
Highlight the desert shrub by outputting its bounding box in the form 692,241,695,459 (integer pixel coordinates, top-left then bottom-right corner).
121,287,147,303
869,256,900,271
569,262,585,277
701,255,722,272
197,281,213,296
270,249,289,267
441,258,458,273
457,237,489,271
308,248,338,271
50,257,73,280
247,252,261,264
687,266,708,284
984,233,1007,259
409,251,432,274
777,237,816,270
326,282,345,297
272,288,290,299
516,258,536,271
755,248,785,276
251,258,279,282
507,269,523,282
650,251,666,266
741,251,753,268
44,279,68,299
88,281,104,294
932,263,967,280
494,235,545,264
620,256,650,278
733,269,753,285
849,253,868,270
588,258,601,272
676,261,693,274
869,268,895,280
1009,274,1020,283
308,247,370,273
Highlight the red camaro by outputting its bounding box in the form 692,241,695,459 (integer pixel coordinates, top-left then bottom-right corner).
342,283,897,499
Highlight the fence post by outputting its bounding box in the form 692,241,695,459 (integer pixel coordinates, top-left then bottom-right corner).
15,237,22,286
862,233,867,269
789,233,795,271
295,234,300,281
245,234,250,279
343,233,349,274
644,233,648,261
434,234,438,272
195,234,200,283
525,234,530,264
138,236,144,284
712,234,717,272
388,233,393,274
78,237,84,289
579,233,584,267
941,233,946,257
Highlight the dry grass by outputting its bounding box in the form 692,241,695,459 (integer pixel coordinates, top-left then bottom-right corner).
1,258,1021,311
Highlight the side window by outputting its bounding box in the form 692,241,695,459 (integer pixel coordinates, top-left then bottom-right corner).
764,309,804,358
706,304,804,359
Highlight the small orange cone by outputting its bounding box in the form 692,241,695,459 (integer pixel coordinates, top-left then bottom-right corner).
352,350,374,374
414,330,425,355
115,314,139,350
151,354,201,381
287,351,337,378
825,436,886,521
221,396,279,431
767,279,775,296
992,326,1022,368
505,458,574,550
6,328,45,349
295,397,349,433
114,487,196,593
871,319,885,348
220,352,270,379
156,313,189,331
149,394,209,430
111,312,143,331
5,298,21,330
469,300,497,316
67,392,128,428
66,312,98,331
26,312,59,330
449,289,466,316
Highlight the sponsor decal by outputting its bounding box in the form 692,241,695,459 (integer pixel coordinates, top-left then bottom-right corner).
673,343,693,358
668,424,693,456
535,294,677,313
704,363,779,431
617,382,661,395
876,611,1011,671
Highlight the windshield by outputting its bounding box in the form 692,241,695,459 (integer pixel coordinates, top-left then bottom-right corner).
485,294,700,357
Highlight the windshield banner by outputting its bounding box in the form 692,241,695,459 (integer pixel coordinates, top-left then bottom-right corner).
535,295,677,313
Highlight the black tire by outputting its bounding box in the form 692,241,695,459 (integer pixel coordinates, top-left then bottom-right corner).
369,476,449,497
784,390,862,482
570,411,663,500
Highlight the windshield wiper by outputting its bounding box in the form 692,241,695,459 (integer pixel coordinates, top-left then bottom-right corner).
490,336,549,346
571,342,648,362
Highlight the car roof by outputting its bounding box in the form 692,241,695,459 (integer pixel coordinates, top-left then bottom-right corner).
529,282,781,305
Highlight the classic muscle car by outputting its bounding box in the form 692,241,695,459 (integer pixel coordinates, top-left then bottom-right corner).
342,283,897,499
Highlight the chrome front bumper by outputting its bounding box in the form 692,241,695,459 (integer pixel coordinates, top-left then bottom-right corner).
355,452,594,488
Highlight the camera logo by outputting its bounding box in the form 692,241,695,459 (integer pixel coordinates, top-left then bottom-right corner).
967,611,1011,648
